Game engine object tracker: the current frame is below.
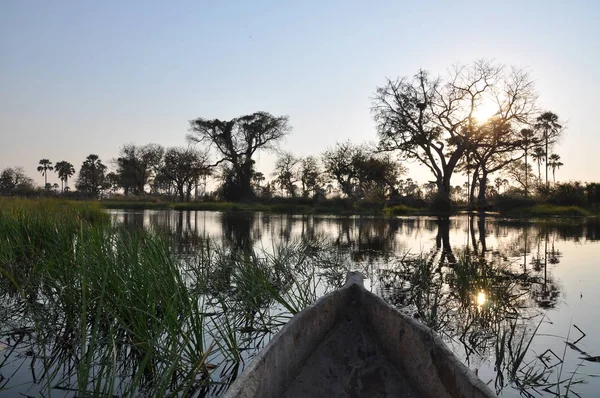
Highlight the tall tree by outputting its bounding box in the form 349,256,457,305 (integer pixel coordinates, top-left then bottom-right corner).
273,151,300,197
534,112,562,188
75,154,109,197
548,154,563,183
531,147,546,182
516,128,541,197
188,111,290,201
373,61,537,209
37,159,53,190
115,144,164,195
298,156,323,198
160,147,210,202
322,142,363,198
54,161,75,192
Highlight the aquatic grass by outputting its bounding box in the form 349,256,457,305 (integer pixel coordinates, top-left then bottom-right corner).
1,225,214,396
1,204,348,396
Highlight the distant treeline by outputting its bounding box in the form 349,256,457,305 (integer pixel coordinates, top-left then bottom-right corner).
1,60,594,211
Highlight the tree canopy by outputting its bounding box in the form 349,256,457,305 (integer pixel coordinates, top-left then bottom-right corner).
188,111,290,201
372,60,537,208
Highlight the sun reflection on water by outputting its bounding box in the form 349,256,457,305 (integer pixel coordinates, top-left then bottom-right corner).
476,290,487,309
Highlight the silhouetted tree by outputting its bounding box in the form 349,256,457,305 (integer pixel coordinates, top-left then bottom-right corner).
115,143,164,195
535,112,563,188
160,147,210,202
504,160,537,192
373,61,537,209
0,167,35,195
54,161,75,192
298,156,323,198
517,128,541,197
37,159,53,190
322,142,363,198
75,154,109,197
273,151,299,197
188,111,290,201
322,142,404,201
531,147,545,182
548,154,563,183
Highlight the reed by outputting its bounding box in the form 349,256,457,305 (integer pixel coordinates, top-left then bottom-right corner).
1,202,344,396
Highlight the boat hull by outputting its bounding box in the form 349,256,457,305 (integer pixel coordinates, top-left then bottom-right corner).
224,272,496,398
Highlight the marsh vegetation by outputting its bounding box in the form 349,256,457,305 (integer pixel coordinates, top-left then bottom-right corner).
2,199,600,396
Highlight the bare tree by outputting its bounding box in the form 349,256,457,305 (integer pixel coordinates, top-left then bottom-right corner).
273,151,300,197
188,111,290,201
373,60,539,209
298,156,323,198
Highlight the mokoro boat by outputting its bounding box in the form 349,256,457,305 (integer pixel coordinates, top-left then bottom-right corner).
224,272,496,398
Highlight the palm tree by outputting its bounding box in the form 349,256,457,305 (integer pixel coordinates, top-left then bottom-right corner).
535,112,562,188
548,154,564,183
54,161,76,192
531,147,546,183
37,159,53,190
518,128,538,197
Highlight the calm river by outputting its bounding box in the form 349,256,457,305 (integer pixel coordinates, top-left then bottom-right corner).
109,210,600,397
3,210,600,397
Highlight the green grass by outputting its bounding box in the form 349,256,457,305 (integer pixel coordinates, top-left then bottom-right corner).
0,201,345,396
500,204,592,217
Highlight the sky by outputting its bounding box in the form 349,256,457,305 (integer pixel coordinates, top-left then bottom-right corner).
1,0,599,189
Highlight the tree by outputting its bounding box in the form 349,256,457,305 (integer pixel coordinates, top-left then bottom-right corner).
188,111,290,201
298,156,323,198
322,142,404,201
75,155,109,197
37,159,53,190
504,159,538,192
516,128,541,197
160,147,210,202
373,61,538,209
470,119,532,206
494,177,508,195
548,154,564,183
0,167,35,195
54,161,75,192
273,152,300,197
353,152,405,201
534,112,563,188
115,144,164,195
531,147,546,182
322,142,363,198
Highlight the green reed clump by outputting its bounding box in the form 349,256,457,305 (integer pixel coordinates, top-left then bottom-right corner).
2,224,214,397
1,205,346,397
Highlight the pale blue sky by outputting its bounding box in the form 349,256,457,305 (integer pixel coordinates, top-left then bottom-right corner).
1,0,599,187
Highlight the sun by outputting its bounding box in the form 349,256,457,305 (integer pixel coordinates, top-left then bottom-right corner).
472,100,499,124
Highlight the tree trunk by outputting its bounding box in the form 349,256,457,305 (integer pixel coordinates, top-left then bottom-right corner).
476,170,488,207
434,175,452,211
524,148,528,197
177,183,185,202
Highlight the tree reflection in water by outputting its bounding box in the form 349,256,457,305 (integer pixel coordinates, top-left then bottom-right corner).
6,210,592,396
370,216,588,396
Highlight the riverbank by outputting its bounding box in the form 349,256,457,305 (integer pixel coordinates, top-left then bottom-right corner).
100,199,599,218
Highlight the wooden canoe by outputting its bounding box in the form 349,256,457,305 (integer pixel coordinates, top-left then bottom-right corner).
224,272,496,398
